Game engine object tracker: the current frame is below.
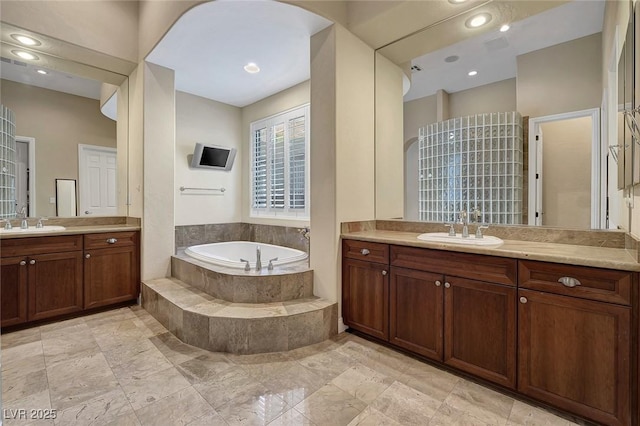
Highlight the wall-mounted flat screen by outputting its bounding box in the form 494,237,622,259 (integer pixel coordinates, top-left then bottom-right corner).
190,143,236,171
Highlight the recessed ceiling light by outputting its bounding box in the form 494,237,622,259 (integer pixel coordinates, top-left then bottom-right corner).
500,24,511,32
468,70,478,76
465,13,492,28
12,50,39,61
10,34,41,46
448,0,468,4
243,62,260,74
36,69,48,75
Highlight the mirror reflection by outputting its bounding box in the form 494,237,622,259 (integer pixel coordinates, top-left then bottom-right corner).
0,23,130,219
376,0,628,230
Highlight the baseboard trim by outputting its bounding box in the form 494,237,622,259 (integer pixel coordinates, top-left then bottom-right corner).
338,317,348,333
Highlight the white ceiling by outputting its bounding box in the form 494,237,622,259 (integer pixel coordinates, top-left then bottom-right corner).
146,0,333,108
405,0,606,102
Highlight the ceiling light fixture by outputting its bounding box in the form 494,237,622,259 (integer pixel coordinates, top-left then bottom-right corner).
500,24,511,32
468,70,478,76
243,62,260,74
465,13,492,28
12,50,39,61
11,34,41,46
444,55,460,63
448,0,468,4
36,69,48,75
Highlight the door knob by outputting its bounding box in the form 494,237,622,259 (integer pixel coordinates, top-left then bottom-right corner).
520,297,528,304
435,280,442,287
29,259,36,265
85,211,92,214
19,260,26,266
85,253,91,259
444,282,451,288
381,270,387,276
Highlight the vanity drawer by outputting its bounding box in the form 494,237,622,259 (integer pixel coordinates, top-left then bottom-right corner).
84,232,138,250
1,235,82,257
343,239,389,264
391,245,517,286
518,260,632,306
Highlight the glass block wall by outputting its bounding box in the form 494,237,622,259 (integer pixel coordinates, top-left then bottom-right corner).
418,112,524,224
0,105,16,219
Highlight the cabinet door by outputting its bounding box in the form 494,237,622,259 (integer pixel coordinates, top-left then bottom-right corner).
28,251,83,321
389,267,443,360
1,256,28,327
84,246,139,309
444,277,516,389
518,289,630,426
342,258,389,340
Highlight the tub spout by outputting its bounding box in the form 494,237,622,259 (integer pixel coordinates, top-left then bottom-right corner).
256,246,261,271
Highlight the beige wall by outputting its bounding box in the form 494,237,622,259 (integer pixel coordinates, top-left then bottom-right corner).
175,91,242,226
540,116,592,229
404,94,437,145
517,33,602,117
240,81,311,227
375,53,404,219
1,79,116,218
1,0,139,63
449,78,516,118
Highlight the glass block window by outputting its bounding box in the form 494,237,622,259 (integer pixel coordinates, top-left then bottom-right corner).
250,104,309,219
0,105,16,219
418,112,524,224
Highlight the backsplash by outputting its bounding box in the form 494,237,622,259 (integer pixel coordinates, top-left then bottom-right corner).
175,222,309,253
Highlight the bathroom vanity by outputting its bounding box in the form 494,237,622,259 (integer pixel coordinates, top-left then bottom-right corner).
0,221,140,329
342,223,639,426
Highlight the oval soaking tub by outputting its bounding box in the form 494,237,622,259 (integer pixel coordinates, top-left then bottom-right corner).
184,241,308,269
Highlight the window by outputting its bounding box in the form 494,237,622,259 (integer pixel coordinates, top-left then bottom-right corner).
250,104,309,218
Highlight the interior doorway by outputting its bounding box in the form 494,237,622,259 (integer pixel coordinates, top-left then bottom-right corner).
78,144,117,216
528,108,601,229
15,136,36,217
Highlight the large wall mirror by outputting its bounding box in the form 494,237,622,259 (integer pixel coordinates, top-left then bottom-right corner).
0,22,134,218
375,0,634,230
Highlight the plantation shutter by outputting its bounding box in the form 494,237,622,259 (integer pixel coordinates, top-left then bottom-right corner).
288,115,306,210
252,127,268,209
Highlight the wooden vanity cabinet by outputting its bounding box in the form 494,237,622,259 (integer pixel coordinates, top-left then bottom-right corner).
84,232,140,309
517,261,632,426
1,256,28,326
342,240,389,341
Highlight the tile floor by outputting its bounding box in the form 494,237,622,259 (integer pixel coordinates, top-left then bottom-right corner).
2,306,581,426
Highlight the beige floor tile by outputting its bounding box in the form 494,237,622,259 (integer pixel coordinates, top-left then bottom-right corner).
110,346,173,382
2,340,43,369
101,338,159,368
347,406,402,426
120,367,191,410
437,379,515,426
2,389,52,426
296,349,356,382
2,369,49,404
134,387,214,426
41,329,101,369
397,361,460,402
506,400,580,426
331,363,394,405
186,411,228,426
294,384,367,426
268,409,315,426
47,353,119,411
258,362,326,407
370,380,442,424
38,317,85,336
149,332,205,365
91,319,150,351
1,327,41,350
215,391,289,425
53,388,135,426
192,366,269,409
176,352,235,384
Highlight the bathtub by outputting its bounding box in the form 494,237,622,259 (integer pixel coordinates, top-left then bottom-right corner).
184,241,308,269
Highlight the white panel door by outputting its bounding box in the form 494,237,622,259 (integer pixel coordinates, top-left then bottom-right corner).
78,144,117,216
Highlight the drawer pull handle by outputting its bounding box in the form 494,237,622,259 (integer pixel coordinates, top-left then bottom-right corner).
85,253,91,259
29,259,36,265
520,297,528,304
382,270,387,276
435,280,441,287
444,282,451,288
558,276,581,288
19,260,26,266
106,238,118,244
360,248,370,256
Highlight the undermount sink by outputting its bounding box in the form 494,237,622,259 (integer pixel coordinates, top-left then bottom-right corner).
417,232,503,246
0,225,66,234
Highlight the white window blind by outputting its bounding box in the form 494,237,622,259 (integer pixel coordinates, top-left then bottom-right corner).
250,104,309,218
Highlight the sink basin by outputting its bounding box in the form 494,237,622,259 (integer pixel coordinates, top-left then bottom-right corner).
417,232,503,246
0,225,66,234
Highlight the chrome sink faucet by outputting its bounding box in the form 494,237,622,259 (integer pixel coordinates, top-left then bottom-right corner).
17,205,28,229
256,246,262,271
459,210,469,238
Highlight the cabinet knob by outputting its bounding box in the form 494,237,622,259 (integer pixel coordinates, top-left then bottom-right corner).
360,248,370,256
558,276,581,288
520,296,528,304
435,280,441,287
85,253,91,259
381,270,387,276
19,260,26,266
29,259,36,265
444,282,451,288
106,238,118,244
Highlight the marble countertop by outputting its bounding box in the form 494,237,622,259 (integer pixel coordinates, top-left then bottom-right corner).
0,224,141,239
342,229,640,272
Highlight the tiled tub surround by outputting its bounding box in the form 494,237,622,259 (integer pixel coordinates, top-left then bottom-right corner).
175,222,309,253
142,254,336,354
